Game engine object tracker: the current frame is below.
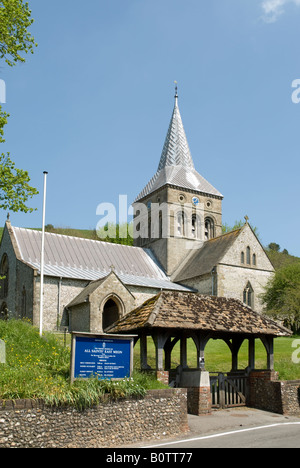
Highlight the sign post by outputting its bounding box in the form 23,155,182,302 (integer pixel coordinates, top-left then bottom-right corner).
0,339,6,364
70,332,136,384
39,171,48,337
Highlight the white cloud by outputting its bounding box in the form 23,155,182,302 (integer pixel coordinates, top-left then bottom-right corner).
262,0,300,22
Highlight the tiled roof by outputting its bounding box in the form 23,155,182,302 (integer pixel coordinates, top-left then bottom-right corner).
10,225,192,292
172,229,242,282
109,291,291,337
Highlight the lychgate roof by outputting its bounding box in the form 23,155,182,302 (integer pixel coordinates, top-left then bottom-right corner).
109,291,291,337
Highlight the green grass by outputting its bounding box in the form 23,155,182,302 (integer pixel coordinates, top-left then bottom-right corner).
133,336,300,380
0,320,165,409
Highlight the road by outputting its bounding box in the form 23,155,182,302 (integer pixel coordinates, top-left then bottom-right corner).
134,408,300,449
144,422,300,448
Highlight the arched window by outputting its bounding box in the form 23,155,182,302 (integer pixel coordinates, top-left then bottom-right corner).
246,246,251,265
102,298,120,332
241,252,245,264
159,213,163,239
252,253,257,266
0,254,9,299
243,282,254,308
191,214,201,239
205,218,215,240
177,211,186,237
148,216,151,240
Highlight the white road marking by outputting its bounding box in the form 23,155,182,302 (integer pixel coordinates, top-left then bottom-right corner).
143,422,300,448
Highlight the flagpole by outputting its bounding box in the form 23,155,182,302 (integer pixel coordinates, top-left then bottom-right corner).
39,171,48,337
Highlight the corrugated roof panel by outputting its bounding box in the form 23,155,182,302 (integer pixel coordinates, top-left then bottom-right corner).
12,226,189,291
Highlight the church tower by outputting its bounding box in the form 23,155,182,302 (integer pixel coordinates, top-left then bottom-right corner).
133,87,223,276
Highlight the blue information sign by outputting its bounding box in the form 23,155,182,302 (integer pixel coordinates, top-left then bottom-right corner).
72,335,133,381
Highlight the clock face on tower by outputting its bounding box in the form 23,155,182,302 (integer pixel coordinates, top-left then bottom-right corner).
192,197,199,206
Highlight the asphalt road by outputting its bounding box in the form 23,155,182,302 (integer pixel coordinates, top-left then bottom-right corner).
144,422,300,448
136,408,300,449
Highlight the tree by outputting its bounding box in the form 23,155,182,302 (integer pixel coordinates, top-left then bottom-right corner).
222,220,244,233
261,263,300,333
268,243,281,252
96,222,134,246
0,0,38,215
0,153,38,213
0,109,8,144
222,219,260,238
0,0,37,67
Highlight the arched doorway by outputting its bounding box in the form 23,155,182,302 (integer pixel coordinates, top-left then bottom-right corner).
102,297,121,332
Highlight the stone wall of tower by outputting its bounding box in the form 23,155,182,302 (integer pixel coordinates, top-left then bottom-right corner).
133,186,222,276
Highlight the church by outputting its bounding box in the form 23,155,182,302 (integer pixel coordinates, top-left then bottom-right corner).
0,89,275,332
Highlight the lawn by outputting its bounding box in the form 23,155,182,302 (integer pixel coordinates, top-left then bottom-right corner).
133,335,300,380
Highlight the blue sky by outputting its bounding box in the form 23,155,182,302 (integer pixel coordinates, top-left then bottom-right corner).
1,0,300,255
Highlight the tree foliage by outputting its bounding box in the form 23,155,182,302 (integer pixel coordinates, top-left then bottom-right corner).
262,263,300,333
268,242,281,252
96,222,133,246
0,0,37,67
0,109,8,144
0,0,38,215
0,153,38,213
222,219,259,238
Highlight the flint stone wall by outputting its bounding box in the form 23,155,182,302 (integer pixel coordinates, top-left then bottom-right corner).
0,388,189,448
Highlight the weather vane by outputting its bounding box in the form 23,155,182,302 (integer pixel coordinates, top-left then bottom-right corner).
174,80,178,97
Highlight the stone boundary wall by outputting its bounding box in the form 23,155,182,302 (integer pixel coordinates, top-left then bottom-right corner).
249,371,300,415
0,389,189,448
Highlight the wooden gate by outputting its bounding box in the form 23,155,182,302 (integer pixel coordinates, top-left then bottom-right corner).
210,373,248,408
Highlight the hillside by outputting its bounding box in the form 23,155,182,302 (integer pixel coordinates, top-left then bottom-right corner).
266,249,300,270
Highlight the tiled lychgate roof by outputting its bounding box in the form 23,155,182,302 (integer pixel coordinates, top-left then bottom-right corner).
109,291,291,337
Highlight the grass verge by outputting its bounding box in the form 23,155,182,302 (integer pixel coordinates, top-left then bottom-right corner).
0,320,166,410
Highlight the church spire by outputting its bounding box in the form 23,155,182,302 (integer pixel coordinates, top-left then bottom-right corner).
174,80,178,105
134,85,223,203
157,84,195,172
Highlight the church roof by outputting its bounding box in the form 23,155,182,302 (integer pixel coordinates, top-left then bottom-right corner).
172,229,242,282
9,224,191,292
135,92,223,201
109,291,291,337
